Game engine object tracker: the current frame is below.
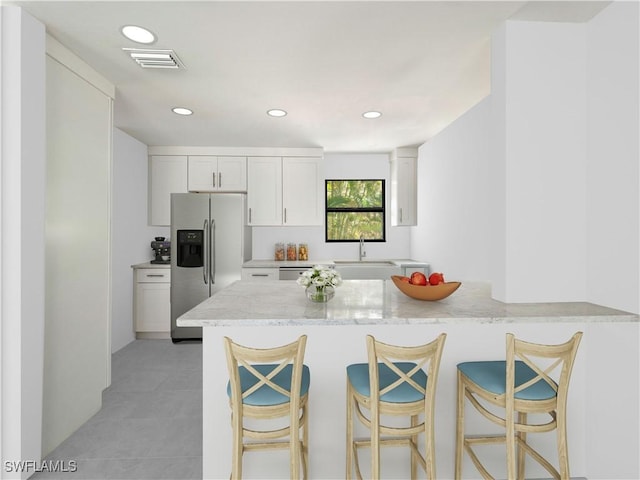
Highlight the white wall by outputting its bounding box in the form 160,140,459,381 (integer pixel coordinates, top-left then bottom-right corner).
586,2,639,315
411,97,494,283
43,36,113,456
503,21,588,303
0,6,46,476
112,128,170,353
251,152,413,261
413,4,639,313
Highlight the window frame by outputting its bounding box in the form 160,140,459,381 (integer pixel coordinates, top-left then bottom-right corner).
324,179,386,243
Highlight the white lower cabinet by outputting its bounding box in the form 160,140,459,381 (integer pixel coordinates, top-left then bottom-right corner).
241,267,279,281
134,268,171,337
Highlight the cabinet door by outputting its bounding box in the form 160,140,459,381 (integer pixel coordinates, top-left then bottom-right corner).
217,156,247,192
150,156,188,225
188,156,218,192
391,156,417,226
247,157,282,225
135,282,170,332
282,157,323,226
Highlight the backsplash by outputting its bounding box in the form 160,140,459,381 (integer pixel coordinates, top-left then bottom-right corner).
250,225,413,261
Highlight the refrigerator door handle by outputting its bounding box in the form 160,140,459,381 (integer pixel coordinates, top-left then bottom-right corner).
210,219,216,284
203,219,208,285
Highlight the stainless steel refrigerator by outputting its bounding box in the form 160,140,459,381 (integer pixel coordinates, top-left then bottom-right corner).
170,193,251,341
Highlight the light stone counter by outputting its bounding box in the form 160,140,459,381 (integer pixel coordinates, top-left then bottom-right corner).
177,279,636,327
185,280,639,480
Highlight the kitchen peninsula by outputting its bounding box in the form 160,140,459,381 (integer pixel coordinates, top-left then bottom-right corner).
178,280,639,479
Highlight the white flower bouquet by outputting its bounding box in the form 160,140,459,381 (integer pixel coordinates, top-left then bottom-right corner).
297,265,342,302
296,264,343,288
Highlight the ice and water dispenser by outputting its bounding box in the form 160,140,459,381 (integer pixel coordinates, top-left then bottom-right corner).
176,230,204,268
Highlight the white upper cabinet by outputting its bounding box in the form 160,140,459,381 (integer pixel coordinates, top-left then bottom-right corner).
390,148,418,226
282,157,323,226
187,155,247,192
247,156,323,226
247,156,283,225
149,155,188,226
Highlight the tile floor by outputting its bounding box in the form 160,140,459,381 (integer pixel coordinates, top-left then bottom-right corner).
33,339,203,479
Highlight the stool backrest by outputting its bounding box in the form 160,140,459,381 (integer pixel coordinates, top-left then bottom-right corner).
505,332,583,406
224,335,308,412
366,333,446,412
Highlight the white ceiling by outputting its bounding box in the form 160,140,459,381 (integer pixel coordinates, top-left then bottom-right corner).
12,1,609,152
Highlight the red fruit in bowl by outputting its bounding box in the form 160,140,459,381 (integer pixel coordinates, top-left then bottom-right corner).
398,276,411,283
429,272,445,285
410,272,428,286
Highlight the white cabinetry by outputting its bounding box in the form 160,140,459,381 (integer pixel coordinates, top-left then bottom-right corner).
134,268,171,337
241,267,279,281
149,155,188,226
188,155,247,192
390,148,418,226
247,156,322,226
282,157,323,225
247,156,282,225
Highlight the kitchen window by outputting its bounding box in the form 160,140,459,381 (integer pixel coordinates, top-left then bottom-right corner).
325,179,385,242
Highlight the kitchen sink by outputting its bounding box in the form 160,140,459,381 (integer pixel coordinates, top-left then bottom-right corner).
333,260,396,266
332,260,401,280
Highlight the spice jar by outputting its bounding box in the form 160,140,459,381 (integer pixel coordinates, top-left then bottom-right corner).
275,242,285,261
287,243,297,261
298,243,308,261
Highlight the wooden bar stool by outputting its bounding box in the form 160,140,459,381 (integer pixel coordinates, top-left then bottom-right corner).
224,335,310,479
346,333,446,479
455,332,583,480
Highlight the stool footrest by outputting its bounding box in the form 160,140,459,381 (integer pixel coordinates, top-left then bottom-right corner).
244,440,299,451
465,434,507,445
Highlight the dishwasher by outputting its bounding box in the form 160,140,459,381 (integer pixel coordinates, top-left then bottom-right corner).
278,267,310,280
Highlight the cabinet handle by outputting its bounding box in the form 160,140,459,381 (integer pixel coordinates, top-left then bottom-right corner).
212,172,216,188
251,274,269,277
399,207,403,223
249,207,252,223
146,274,165,278
284,208,287,224
218,172,222,188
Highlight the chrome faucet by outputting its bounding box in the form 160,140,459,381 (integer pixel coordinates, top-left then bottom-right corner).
359,234,366,261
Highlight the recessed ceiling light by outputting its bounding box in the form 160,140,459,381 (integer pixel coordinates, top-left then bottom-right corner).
121,25,156,44
267,109,287,117
172,107,193,116
362,111,382,119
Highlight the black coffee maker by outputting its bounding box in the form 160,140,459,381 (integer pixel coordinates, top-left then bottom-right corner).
150,237,171,264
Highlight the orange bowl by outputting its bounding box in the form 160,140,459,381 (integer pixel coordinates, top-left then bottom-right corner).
390,276,461,301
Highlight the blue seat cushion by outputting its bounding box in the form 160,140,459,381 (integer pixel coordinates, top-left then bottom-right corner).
457,361,557,401
227,364,310,407
347,362,428,404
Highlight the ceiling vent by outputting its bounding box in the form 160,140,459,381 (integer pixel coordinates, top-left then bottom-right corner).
122,48,185,69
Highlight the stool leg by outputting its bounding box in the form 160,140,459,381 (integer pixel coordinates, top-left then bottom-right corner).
454,370,465,480
371,403,380,479
231,411,243,480
424,412,436,480
346,379,353,480
411,414,418,480
290,411,300,480
557,408,570,479
517,412,527,480
506,403,516,479
303,402,309,480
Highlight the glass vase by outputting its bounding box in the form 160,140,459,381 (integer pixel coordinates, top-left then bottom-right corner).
305,285,335,303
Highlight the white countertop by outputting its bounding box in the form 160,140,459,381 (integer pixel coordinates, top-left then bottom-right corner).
131,261,170,269
178,279,637,327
